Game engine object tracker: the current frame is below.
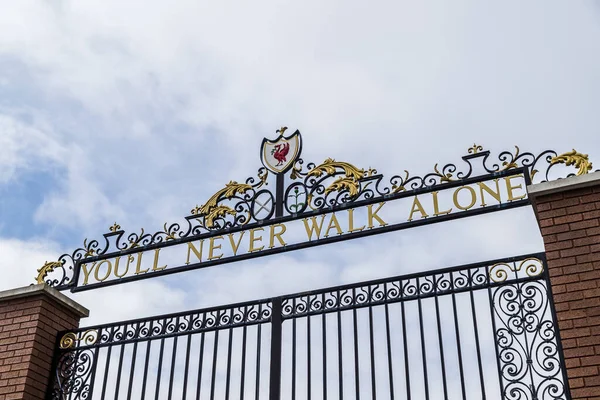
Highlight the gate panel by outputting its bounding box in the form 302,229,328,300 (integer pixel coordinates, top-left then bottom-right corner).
47,253,570,400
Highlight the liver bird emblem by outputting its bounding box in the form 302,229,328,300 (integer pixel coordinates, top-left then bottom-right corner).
260,126,302,174
271,143,291,166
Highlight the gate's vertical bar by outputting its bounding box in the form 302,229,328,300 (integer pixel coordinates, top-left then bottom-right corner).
275,174,285,217
486,277,505,399
433,278,448,399
468,268,486,399
541,255,573,400
450,272,467,400
269,297,283,400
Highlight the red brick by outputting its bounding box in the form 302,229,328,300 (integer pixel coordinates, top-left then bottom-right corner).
569,377,584,388
564,346,596,358
570,280,598,291
554,291,584,304
560,245,591,257
566,202,597,214
560,327,591,339
555,214,584,225
536,202,552,212
550,274,580,285
557,230,588,241
573,236,600,247
568,365,598,377
581,192,600,204
571,387,600,398
551,196,580,208
587,226,600,236
562,262,594,275
584,374,600,386
545,240,573,251
538,208,567,219
578,335,600,346
570,219,600,231
548,255,578,268
541,225,571,236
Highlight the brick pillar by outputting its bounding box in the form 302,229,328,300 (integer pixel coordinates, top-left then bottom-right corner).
528,172,600,399
0,284,88,399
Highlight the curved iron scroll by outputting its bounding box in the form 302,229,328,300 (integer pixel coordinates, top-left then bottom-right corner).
37,140,596,289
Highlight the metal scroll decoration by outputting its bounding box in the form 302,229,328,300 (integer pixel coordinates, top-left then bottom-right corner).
36,126,596,290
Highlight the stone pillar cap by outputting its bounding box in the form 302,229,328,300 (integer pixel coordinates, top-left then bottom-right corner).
0,284,89,318
527,170,600,200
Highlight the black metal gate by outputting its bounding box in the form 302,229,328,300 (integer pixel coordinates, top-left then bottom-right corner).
47,252,571,400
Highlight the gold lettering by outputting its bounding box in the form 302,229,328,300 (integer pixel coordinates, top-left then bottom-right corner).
81,262,95,285
94,260,112,282
152,249,167,271
185,240,204,265
505,175,526,202
453,186,477,211
114,256,131,278
249,228,265,253
302,215,327,240
135,252,149,275
324,214,343,237
347,209,365,233
367,202,388,228
269,224,287,249
228,232,246,256
477,179,501,206
432,191,451,216
407,196,429,221
208,236,224,260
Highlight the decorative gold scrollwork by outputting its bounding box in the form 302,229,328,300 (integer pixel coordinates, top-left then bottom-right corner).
499,146,521,171
550,149,593,176
109,222,121,232
36,261,63,284
307,158,366,196
59,332,78,349
194,181,253,228
59,330,98,349
489,257,544,283
468,144,484,154
433,163,456,182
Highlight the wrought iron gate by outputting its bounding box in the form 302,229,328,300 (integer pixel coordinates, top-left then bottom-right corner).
47,252,570,400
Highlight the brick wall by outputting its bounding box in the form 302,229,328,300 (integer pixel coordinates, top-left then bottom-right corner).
531,182,600,399
0,285,88,400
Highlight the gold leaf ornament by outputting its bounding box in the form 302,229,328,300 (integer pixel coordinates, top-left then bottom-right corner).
35,261,63,284
196,181,252,228
307,158,365,180
307,158,366,197
550,149,593,176
59,332,77,349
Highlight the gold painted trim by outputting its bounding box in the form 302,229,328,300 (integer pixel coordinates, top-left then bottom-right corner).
550,149,593,176
489,257,543,283
59,329,98,349
194,181,253,228
468,144,484,154
307,158,366,197
36,261,63,284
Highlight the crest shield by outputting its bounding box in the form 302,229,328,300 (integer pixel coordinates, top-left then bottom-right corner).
260,128,302,174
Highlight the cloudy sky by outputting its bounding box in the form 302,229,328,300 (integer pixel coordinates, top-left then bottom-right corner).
0,0,599,330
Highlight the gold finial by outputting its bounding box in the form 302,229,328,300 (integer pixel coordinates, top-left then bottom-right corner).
276,126,288,136
550,149,593,176
109,222,121,232
468,144,484,154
